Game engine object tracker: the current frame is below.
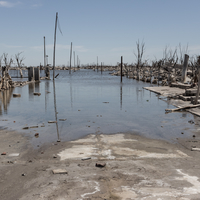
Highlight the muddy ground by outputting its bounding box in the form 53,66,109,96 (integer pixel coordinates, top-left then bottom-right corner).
1,129,200,200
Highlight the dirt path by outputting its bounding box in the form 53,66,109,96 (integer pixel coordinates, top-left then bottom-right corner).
1,129,200,199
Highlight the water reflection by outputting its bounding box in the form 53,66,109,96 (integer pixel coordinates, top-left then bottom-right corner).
28,83,35,100
35,82,40,93
45,81,50,111
70,77,73,108
53,80,60,142
0,88,14,115
120,84,122,110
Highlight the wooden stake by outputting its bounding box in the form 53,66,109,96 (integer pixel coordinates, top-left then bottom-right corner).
53,12,58,80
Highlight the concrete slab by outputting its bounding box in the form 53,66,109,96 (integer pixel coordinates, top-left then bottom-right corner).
144,86,185,97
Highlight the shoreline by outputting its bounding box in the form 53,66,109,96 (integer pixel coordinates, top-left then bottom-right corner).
1,129,200,199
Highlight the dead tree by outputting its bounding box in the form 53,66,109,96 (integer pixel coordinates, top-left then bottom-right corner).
15,52,25,78
1,53,13,90
134,39,145,80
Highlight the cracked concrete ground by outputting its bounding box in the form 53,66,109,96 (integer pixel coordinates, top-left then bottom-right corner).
1,130,200,200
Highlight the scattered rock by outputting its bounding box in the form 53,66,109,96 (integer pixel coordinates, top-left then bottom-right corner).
96,163,106,168
193,135,196,138
34,133,39,138
1,152,6,155
22,174,25,176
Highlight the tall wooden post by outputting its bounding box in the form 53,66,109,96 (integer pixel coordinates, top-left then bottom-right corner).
69,42,72,74
182,54,189,83
77,55,78,68
101,62,102,74
44,36,46,69
53,12,58,80
121,56,123,82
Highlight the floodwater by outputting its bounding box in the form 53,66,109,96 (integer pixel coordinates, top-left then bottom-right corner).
0,69,199,146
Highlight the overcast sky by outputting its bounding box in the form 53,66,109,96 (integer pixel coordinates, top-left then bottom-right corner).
0,0,200,67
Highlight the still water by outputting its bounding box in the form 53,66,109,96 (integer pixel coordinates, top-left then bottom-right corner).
0,69,199,146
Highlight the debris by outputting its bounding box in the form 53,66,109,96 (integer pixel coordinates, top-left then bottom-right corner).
1,152,6,155
103,102,109,103
30,126,38,128
23,127,29,129
55,73,59,78
52,169,68,174
33,92,41,96
95,162,106,168
8,153,19,157
188,120,194,124
59,119,67,121
22,174,25,176
191,148,200,151
48,121,57,123
165,104,200,113
57,139,61,142
78,110,81,111
81,157,91,161
13,93,21,97
193,135,196,138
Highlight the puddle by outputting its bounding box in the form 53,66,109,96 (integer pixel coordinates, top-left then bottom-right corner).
0,69,198,146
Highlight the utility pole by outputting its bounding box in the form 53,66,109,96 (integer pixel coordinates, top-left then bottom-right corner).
53,12,58,80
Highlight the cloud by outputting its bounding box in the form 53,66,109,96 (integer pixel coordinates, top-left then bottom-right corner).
4,44,24,48
0,1,20,8
31,3,42,8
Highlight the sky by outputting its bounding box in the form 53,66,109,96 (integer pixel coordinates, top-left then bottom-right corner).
0,0,200,67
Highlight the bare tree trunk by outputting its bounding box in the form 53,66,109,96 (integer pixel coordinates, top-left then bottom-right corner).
182,54,189,83
194,67,200,105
